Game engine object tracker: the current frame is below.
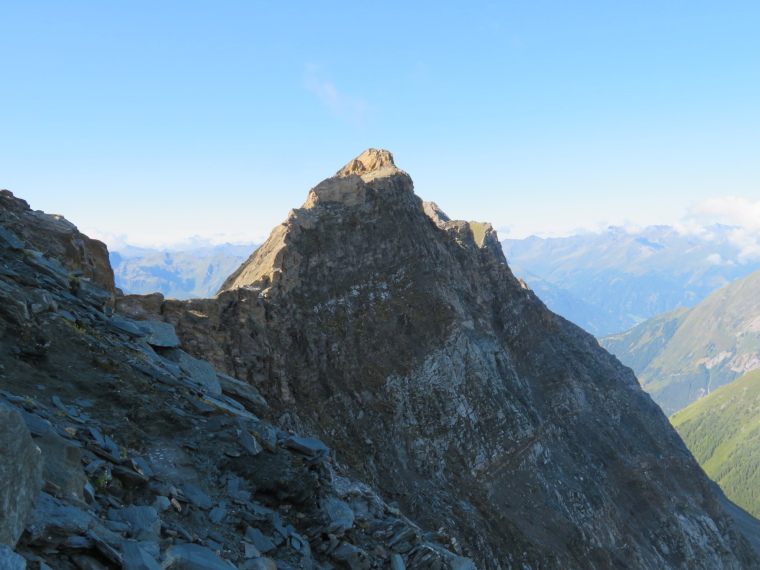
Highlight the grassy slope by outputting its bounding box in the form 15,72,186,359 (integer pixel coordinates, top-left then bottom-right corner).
601,268,760,413
671,368,760,518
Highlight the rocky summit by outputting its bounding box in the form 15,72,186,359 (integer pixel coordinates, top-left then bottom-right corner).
0,189,474,570
1,151,759,569
109,150,758,568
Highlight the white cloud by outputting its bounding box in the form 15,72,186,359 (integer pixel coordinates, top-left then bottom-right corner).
83,228,261,252
685,196,760,262
305,65,371,127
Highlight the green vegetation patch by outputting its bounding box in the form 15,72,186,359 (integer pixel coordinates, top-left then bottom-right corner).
671,367,760,518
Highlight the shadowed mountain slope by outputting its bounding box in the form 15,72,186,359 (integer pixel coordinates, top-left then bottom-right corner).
117,149,759,568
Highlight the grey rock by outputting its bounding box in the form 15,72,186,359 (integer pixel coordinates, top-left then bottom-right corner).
23,255,70,286
135,320,181,348
108,314,145,337
0,544,26,570
176,351,222,394
19,409,53,436
28,289,58,315
242,541,260,559
83,482,95,503
237,419,263,456
58,309,78,322
164,543,233,569
108,506,160,542
181,483,213,510
216,372,268,411
322,497,354,536
271,512,288,539
0,406,44,548
88,426,107,448
111,464,149,487
25,492,93,546
205,539,223,551
0,279,31,325
238,558,277,570
257,426,278,453
283,436,329,459
34,429,87,500
0,227,25,249
209,506,227,524
153,496,171,512
244,527,275,553
121,539,162,570
202,394,258,421
389,554,405,570
70,554,108,570
132,456,155,479
144,442,200,485
76,278,112,308
184,395,215,414
330,542,371,570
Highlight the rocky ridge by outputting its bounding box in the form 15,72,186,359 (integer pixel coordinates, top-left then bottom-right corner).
119,150,760,568
0,188,473,569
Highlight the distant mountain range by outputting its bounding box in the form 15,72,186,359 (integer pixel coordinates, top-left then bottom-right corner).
601,267,760,414
110,243,257,299
502,225,760,336
671,367,760,520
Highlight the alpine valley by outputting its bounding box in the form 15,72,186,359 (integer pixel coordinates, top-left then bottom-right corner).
1,150,759,569
502,227,760,337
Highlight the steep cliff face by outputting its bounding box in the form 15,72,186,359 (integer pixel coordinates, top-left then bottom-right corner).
0,186,473,569
0,190,114,293
126,150,758,568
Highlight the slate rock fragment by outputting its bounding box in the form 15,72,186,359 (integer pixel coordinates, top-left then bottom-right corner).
135,320,181,348
164,543,233,569
0,543,27,570
180,483,214,510
121,539,162,570
0,406,44,548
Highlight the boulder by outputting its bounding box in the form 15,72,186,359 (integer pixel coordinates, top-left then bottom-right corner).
0,405,43,548
164,543,232,569
34,429,87,500
121,539,161,570
108,507,160,542
322,497,354,536
135,320,180,348
216,372,267,412
24,492,93,546
0,544,26,570
176,351,222,394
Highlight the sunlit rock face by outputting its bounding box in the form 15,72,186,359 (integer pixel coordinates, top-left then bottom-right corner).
145,150,757,568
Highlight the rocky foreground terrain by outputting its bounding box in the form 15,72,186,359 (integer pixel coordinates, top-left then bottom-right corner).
0,189,473,569
1,150,759,569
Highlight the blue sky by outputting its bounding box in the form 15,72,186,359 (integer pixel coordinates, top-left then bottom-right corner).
1,1,758,247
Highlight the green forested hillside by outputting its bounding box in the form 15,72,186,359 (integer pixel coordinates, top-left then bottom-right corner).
601,268,760,414
671,368,760,519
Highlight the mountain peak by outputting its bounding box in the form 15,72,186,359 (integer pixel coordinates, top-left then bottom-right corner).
334,148,402,180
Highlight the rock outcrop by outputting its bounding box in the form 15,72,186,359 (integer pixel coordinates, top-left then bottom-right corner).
0,190,114,293
0,406,43,549
124,150,760,568
0,189,472,569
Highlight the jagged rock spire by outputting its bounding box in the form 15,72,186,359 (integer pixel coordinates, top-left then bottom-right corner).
334,148,396,178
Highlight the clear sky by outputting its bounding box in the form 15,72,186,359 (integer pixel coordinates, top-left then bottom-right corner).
2,1,759,248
